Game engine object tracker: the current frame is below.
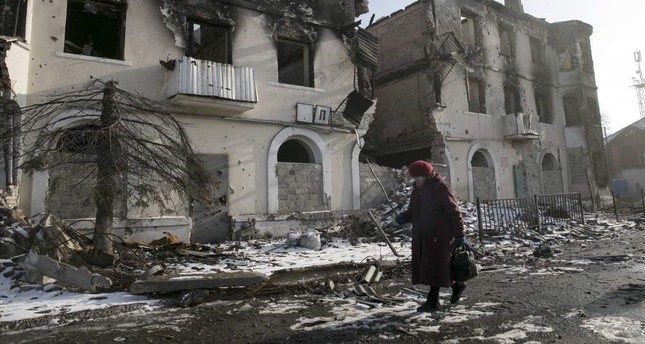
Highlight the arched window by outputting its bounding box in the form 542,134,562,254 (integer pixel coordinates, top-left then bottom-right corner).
541,154,558,171
471,151,489,168
57,125,100,154
278,139,313,163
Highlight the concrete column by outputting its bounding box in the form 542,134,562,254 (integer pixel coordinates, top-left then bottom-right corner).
504,0,524,13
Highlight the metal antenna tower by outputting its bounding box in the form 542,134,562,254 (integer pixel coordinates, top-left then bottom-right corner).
633,51,645,118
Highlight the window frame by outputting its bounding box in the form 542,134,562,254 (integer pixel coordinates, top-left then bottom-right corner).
459,9,480,47
276,38,314,88
534,90,552,124
530,36,546,66
186,19,232,64
498,22,515,58
63,0,128,61
504,85,522,114
466,75,486,114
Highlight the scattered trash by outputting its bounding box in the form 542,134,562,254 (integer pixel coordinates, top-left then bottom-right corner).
286,229,322,251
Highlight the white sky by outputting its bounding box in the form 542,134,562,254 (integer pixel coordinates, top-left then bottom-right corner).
360,0,645,134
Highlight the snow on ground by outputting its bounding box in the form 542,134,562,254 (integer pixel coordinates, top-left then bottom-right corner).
0,273,161,322
170,239,412,276
0,239,409,323
581,317,645,343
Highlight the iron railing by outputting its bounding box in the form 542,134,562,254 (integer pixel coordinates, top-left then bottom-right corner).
476,192,584,240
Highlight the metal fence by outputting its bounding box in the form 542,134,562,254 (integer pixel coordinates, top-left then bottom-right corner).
608,189,645,222
476,192,584,240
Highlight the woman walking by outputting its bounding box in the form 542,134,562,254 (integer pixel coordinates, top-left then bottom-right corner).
395,160,467,312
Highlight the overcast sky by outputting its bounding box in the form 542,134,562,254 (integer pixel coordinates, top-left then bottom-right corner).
359,0,645,134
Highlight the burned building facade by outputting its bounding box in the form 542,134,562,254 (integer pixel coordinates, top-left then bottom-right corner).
364,0,608,202
0,0,377,243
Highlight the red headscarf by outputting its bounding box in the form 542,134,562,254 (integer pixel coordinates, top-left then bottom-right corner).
408,160,434,177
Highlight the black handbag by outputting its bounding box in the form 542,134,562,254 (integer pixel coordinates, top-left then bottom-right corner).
451,243,478,282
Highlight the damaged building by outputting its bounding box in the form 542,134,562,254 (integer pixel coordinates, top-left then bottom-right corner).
364,0,609,202
0,0,380,243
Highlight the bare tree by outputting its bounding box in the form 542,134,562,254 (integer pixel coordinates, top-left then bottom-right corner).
3,79,216,263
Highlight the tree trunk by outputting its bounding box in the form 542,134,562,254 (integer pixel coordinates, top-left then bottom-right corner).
93,80,119,256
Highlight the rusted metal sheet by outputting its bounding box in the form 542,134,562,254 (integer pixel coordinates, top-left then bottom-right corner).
169,56,258,103
354,28,379,70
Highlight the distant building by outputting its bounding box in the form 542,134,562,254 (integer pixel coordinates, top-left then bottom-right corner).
364,0,608,202
606,118,645,194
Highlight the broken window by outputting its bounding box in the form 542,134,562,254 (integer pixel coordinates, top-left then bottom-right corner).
471,151,489,168
277,39,313,87
0,0,27,39
587,97,601,125
535,91,552,124
278,139,313,163
559,45,576,70
563,96,580,126
186,20,231,64
530,36,545,66
459,10,479,46
504,85,521,114
542,154,558,170
466,76,486,113
580,42,594,71
499,23,515,57
64,0,127,60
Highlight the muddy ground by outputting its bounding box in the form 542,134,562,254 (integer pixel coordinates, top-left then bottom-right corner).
4,226,645,344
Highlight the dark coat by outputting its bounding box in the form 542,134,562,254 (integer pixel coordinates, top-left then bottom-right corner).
401,172,465,287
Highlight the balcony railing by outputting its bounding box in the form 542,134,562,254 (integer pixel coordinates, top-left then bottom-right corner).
166,56,258,112
502,113,540,140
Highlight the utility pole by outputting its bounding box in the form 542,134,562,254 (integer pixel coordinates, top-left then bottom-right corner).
632,51,645,119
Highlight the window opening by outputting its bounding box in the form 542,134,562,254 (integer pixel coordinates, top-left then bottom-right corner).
639,150,645,164
187,20,231,64
277,39,313,87
278,139,313,163
587,97,600,125
57,125,100,155
459,11,478,46
535,91,552,124
471,151,489,168
530,36,545,66
64,0,127,60
466,76,486,113
504,85,521,114
0,0,27,39
563,96,580,126
580,42,593,71
499,23,515,57
542,154,558,170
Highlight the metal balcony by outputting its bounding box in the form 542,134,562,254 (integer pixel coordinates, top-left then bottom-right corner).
166,56,258,112
502,113,540,140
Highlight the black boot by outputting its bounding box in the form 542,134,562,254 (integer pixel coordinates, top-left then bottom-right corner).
417,287,440,312
450,282,466,304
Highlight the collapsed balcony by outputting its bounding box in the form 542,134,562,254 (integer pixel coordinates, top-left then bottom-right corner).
165,56,258,113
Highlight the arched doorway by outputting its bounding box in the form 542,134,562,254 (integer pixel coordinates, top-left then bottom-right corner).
541,153,563,194
268,127,331,214
469,148,497,201
47,124,127,219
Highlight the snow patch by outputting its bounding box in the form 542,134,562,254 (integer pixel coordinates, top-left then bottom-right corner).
581,317,645,343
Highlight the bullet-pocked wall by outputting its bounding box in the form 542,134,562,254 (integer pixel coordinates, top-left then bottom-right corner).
11,0,370,240
366,0,608,202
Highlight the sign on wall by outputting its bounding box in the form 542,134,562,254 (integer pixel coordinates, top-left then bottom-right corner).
296,103,331,125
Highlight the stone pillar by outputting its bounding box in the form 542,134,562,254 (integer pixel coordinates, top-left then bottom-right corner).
504,0,524,13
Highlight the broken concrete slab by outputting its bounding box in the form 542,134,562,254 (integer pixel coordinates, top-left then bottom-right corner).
129,272,268,295
18,251,112,293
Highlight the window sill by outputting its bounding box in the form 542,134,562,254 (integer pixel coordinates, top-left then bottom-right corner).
54,51,132,67
268,81,324,93
464,111,491,117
